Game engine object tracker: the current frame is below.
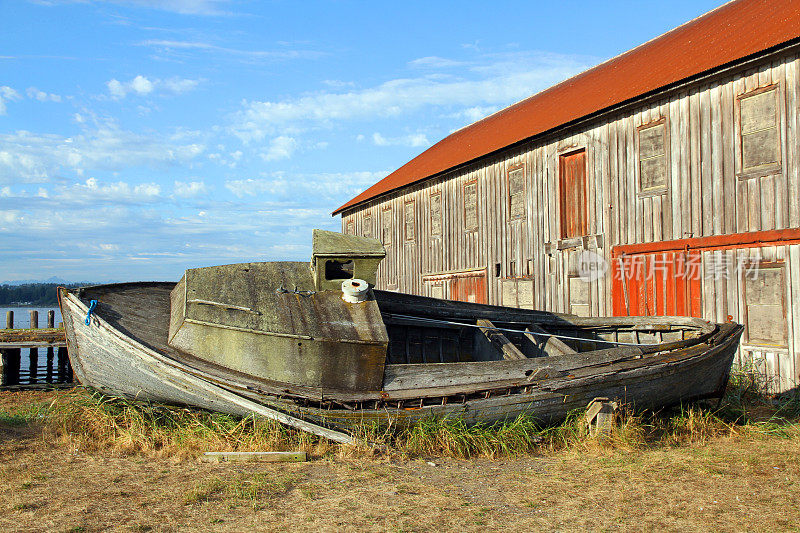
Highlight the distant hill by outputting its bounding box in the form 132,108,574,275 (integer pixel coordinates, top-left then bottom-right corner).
0,276,80,286
0,283,88,306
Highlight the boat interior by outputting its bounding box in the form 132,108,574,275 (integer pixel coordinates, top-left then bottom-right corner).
374,289,709,365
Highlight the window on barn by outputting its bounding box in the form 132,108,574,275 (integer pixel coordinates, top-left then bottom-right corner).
381,206,392,245
738,86,781,177
404,199,415,241
507,164,526,220
559,149,587,239
345,218,354,235
638,120,668,194
430,191,442,236
463,180,478,231
363,213,372,238
743,263,787,347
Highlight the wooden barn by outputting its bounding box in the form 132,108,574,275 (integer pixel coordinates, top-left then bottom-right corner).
333,0,800,392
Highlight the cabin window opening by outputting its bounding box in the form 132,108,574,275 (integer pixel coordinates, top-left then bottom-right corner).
738,86,781,177
381,206,392,245
363,213,372,238
743,262,787,347
325,260,354,281
509,261,516,277
507,165,526,220
345,218,354,235
638,120,668,193
430,191,442,236
494,263,501,277
404,200,415,241
463,180,478,231
559,149,588,239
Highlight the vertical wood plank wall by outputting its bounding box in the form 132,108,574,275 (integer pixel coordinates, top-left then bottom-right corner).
341,48,800,391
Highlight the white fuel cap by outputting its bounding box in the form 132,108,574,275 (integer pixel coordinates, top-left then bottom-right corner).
341,279,369,303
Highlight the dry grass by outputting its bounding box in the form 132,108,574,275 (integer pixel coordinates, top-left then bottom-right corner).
2,370,798,461
0,378,798,531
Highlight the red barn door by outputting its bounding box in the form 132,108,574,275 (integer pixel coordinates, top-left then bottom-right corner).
612,250,702,317
423,269,488,304
449,270,487,304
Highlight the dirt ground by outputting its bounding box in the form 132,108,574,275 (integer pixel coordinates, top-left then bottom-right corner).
1,391,799,532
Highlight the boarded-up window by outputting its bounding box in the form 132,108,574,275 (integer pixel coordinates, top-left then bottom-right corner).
507,165,525,219
569,276,590,317
381,206,392,245
463,180,478,231
430,191,442,236
404,200,415,241
362,213,372,238
739,87,780,174
429,283,443,300
559,149,587,239
744,264,787,346
345,219,354,235
500,278,534,309
638,121,667,192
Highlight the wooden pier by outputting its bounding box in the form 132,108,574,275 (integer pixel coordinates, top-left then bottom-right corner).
0,310,73,390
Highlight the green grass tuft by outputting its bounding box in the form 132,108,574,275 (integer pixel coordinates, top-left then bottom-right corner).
2,377,797,460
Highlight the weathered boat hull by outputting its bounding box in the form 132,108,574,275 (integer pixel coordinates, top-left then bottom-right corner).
59,282,742,434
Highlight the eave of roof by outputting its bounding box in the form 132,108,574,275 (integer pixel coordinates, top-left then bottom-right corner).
333,0,800,216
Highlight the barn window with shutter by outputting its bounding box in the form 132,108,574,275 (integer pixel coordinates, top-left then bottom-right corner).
559,149,587,239
507,164,526,220
345,218,354,235
404,199,415,241
737,86,781,177
430,191,442,236
362,213,372,238
463,180,478,231
637,119,668,194
743,263,787,347
381,206,392,245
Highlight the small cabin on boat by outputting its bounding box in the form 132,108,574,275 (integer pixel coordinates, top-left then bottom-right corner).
333,0,800,392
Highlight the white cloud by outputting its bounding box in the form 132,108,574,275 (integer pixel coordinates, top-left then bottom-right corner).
372,132,430,147
0,123,205,183
130,75,154,95
26,87,62,102
261,136,297,161
119,0,230,15
140,39,325,62
0,87,19,100
107,79,126,98
408,56,467,69
231,51,592,141
56,177,162,204
449,106,499,125
0,210,20,225
106,75,201,99
33,0,232,16
173,180,208,197
225,171,386,200
0,86,21,115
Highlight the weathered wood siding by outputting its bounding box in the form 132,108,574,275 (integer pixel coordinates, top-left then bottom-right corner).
341,46,800,391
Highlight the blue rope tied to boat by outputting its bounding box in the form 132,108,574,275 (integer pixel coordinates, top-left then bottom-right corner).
85,299,97,326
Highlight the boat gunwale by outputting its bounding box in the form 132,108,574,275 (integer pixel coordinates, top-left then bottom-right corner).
61,284,742,404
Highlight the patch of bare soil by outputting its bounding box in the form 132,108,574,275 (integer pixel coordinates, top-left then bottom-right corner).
0,394,798,532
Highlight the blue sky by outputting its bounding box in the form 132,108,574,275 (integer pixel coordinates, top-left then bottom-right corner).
0,0,724,283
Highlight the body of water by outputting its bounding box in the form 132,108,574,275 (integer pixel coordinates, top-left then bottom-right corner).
0,306,63,329
1,306,67,381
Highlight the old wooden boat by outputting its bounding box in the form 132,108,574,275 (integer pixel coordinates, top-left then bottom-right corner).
59,230,743,443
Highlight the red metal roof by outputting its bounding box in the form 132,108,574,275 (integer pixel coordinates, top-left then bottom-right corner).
334,0,800,215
